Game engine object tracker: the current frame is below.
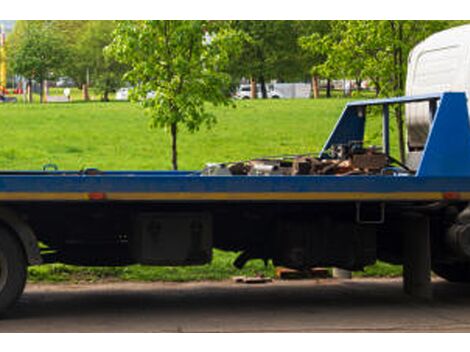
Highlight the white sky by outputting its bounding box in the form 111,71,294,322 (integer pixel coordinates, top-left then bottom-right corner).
0,0,467,20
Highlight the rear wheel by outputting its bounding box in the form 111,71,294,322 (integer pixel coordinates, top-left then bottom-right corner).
433,262,470,283
0,227,27,314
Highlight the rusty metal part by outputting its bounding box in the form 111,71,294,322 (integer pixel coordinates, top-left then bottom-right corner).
350,151,388,171
203,144,391,178
292,157,321,175
276,267,330,280
228,162,250,175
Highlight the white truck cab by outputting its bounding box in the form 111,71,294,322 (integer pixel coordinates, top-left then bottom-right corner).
406,24,470,150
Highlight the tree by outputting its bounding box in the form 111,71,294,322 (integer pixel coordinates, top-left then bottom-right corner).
228,21,305,98
76,21,127,101
108,20,242,170
53,21,127,101
49,20,89,98
297,21,333,98
8,21,68,103
300,20,454,161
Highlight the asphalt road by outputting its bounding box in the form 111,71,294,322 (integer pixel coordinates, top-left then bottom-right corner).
2,278,470,332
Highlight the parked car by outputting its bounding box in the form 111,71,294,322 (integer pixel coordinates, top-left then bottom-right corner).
56,77,75,88
115,88,156,101
235,84,283,99
115,87,130,101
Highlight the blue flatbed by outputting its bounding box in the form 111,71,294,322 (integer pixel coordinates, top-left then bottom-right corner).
0,172,469,202
0,92,468,203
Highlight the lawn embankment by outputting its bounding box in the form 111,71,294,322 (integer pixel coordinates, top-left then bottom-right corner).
0,98,402,282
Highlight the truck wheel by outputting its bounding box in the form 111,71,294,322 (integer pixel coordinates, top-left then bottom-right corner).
432,262,470,283
0,227,27,314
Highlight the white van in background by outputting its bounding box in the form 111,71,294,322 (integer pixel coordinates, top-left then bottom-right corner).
234,84,283,99
406,24,470,150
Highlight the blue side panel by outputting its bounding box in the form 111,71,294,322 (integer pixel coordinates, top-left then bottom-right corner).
1,174,470,194
320,105,365,157
417,92,470,177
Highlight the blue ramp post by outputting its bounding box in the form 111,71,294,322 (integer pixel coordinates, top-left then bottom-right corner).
320,105,366,157
417,92,470,177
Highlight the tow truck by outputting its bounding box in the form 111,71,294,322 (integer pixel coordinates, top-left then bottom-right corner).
1,91,470,312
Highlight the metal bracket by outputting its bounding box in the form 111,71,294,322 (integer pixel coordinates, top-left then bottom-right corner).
356,202,385,224
42,163,58,171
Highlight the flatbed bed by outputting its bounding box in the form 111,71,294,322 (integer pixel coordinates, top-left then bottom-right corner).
1,172,470,202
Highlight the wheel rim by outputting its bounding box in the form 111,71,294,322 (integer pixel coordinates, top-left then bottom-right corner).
0,249,8,292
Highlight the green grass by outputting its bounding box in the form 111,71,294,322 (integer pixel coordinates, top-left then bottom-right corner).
0,97,402,282
0,98,349,170
28,250,277,283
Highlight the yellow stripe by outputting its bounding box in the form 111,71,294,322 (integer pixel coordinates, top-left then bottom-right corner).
0,191,458,201
0,192,88,200
107,192,445,201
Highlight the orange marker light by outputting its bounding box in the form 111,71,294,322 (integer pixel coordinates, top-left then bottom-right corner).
88,192,107,201
443,192,460,200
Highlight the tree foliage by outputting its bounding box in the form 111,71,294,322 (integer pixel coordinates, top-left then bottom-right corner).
9,20,127,101
300,20,454,161
49,20,88,87
8,21,69,102
108,20,243,170
76,21,127,101
300,20,452,97
228,21,312,97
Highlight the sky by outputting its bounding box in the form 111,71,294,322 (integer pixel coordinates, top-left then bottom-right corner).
0,20,15,34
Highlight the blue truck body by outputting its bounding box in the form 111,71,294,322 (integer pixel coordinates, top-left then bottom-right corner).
1,172,470,202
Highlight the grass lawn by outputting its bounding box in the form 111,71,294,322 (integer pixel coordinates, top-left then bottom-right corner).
0,97,402,282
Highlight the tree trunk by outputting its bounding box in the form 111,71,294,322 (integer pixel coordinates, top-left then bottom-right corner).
326,79,332,98
398,22,404,96
312,75,319,99
397,23,406,163
171,122,178,170
374,80,381,97
395,106,406,163
391,20,406,163
356,79,362,92
259,76,267,99
27,80,33,103
82,83,90,101
102,91,109,102
250,78,257,99
39,80,44,104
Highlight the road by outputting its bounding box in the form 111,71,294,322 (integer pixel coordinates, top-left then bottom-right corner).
2,278,470,332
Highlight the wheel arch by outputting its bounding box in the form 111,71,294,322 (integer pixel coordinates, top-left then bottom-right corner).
0,206,42,265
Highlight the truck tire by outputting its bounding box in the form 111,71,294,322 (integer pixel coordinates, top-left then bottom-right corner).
432,262,470,283
0,227,27,314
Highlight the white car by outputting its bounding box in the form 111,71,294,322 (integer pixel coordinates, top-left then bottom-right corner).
115,88,130,101
235,84,283,99
56,77,75,88
115,88,156,101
